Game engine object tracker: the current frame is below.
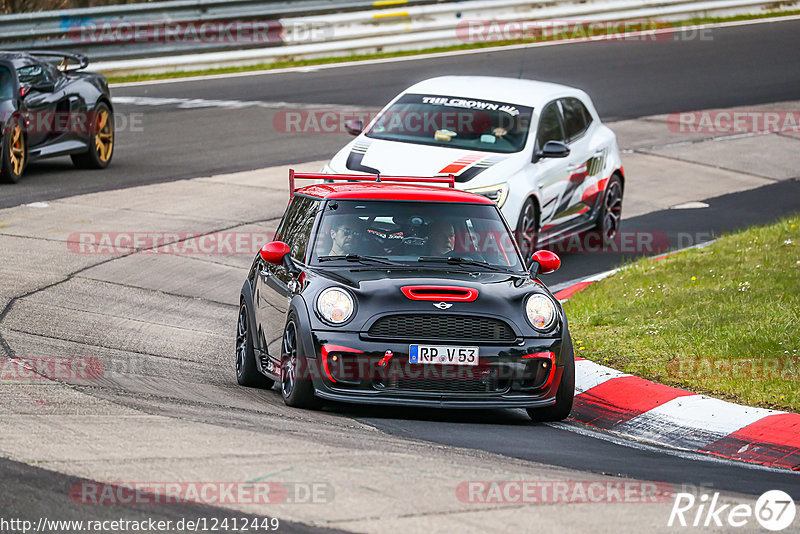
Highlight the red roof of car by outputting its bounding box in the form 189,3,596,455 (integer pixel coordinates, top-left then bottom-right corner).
295,182,494,204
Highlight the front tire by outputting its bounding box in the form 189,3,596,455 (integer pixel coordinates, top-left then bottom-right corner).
596,175,623,243
516,197,539,259
0,121,26,184
71,102,114,169
280,315,320,409
235,303,275,388
527,332,575,422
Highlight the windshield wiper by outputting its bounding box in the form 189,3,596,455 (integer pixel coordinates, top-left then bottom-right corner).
318,254,396,266
417,256,511,272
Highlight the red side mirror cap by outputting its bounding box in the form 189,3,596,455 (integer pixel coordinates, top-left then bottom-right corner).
260,241,291,265
531,250,561,274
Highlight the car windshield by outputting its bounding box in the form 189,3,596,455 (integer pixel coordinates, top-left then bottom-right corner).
312,200,525,271
365,93,533,154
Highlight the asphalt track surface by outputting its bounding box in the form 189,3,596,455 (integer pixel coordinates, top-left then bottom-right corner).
3,18,800,209
0,458,350,534
2,17,800,527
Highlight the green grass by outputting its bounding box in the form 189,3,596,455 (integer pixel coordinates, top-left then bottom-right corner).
564,215,800,412
107,10,800,84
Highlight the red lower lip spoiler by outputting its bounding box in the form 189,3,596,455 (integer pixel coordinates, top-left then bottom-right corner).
321,344,364,383
522,351,556,389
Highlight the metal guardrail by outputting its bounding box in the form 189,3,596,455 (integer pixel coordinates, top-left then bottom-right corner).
0,0,447,59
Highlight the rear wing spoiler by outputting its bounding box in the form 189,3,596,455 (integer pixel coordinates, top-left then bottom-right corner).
289,170,455,198
28,51,89,71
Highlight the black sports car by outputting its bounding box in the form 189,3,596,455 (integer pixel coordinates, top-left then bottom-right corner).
0,51,114,183
237,171,575,421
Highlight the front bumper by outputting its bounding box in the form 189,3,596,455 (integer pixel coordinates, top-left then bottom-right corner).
307,331,565,408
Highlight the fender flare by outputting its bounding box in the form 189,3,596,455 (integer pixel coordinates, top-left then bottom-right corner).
289,295,316,360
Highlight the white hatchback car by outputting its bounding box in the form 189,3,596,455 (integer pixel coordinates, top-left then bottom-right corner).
323,76,624,256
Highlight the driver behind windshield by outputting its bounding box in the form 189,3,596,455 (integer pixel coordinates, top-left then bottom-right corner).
427,220,456,256
327,218,363,256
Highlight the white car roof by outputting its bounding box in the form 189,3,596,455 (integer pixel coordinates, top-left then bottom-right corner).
401,76,588,110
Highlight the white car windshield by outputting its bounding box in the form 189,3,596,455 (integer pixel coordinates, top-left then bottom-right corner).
365,93,533,154
313,200,525,271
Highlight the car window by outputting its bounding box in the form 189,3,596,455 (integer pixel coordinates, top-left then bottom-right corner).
0,66,13,101
365,93,534,154
561,98,593,141
274,195,319,262
312,200,525,271
536,101,566,149
16,64,52,86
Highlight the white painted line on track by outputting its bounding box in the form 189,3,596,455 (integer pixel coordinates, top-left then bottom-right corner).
112,96,358,110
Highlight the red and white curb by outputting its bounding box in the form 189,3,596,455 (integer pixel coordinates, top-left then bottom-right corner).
553,242,800,471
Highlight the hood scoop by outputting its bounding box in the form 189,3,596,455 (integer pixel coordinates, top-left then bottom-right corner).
401,285,478,302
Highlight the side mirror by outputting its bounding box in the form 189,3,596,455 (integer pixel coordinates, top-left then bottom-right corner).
344,119,363,136
533,141,570,162
260,241,290,265
260,241,301,277
529,250,561,276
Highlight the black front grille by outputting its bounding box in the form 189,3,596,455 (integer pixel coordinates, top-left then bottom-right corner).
367,314,516,342
375,366,509,394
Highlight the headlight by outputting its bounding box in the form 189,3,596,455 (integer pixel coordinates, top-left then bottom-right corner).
466,183,509,207
317,287,355,325
525,294,557,331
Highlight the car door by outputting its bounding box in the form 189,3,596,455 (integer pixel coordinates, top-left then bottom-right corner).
549,97,597,226
16,61,60,148
531,100,570,230
255,195,319,372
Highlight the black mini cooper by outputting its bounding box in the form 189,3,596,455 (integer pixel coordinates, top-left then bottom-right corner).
236,171,574,421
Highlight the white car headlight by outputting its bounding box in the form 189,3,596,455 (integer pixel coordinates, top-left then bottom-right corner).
317,287,355,325
525,294,557,331
466,183,509,207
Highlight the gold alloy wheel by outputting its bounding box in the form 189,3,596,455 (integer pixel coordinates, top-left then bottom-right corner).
9,123,24,175
94,109,113,163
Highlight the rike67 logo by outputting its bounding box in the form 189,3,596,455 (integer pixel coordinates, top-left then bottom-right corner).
669,490,796,531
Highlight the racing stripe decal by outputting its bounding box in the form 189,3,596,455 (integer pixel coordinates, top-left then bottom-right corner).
437,155,506,183
345,140,380,174
438,154,483,175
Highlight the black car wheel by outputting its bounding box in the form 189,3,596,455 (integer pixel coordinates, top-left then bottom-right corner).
516,197,539,259
0,121,26,184
71,102,114,169
527,332,575,422
597,175,623,243
235,303,274,388
280,315,319,409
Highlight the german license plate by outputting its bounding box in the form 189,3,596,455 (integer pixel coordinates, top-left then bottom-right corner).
409,345,479,366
